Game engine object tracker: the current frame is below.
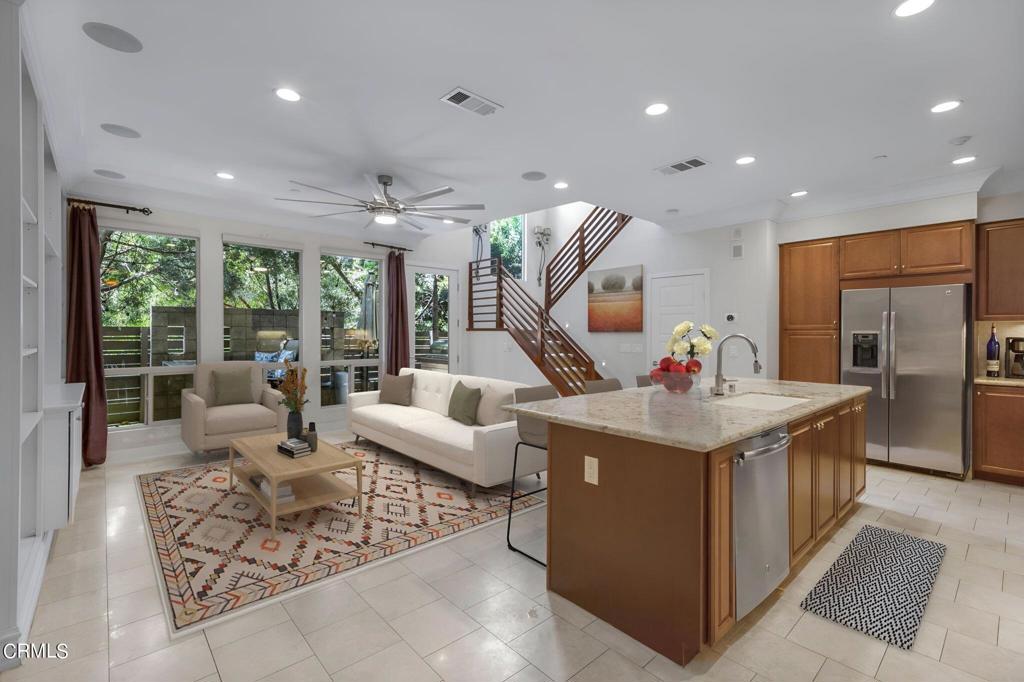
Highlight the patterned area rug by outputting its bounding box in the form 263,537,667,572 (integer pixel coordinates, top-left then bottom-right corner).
138,440,543,631
800,524,946,649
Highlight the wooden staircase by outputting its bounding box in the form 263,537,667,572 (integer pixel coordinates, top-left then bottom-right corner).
467,206,633,396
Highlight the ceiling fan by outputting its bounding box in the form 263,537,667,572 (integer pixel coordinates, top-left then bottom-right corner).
275,174,484,231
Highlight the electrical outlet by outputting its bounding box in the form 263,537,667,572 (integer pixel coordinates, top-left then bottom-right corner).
584,456,599,485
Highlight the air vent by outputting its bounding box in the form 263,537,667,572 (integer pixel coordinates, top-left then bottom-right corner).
441,87,503,117
656,157,710,175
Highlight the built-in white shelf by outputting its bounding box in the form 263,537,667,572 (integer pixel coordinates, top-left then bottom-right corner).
21,196,37,226
21,347,38,357
22,275,37,290
20,411,42,443
44,232,59,259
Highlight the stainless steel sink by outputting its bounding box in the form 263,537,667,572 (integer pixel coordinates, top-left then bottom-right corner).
713,393,809,411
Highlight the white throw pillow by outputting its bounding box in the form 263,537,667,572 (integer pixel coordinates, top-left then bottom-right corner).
476,384,515,425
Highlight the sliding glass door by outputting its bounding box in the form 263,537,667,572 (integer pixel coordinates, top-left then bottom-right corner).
407,266,458,373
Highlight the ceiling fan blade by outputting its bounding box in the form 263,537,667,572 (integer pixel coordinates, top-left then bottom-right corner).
310,209,367,218
401,216,430,231
275,198,365,207
406,203,485,211
399,186,454,204
360,217,376,230
289,180,368,204
363,173,384,202
406,211,471,224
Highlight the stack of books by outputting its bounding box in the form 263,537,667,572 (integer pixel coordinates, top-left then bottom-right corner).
277,438,311,459
249,474,295,504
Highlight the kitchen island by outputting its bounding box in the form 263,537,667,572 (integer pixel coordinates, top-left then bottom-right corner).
507,378,870,666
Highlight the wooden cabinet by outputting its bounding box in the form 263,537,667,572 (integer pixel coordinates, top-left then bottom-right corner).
780,331,839,384
899,221,973,276
853,399,867,497
840,231,900,279
974,385,1024,483
814,411,839,536
707,446,735,643
780,239,839,330
837,403,854,517
788,417,816,564
978,219,1024,320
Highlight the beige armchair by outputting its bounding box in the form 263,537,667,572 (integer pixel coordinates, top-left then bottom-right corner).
181,362,288,453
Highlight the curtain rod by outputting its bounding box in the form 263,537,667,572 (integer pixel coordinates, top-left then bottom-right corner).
363,241,413,252
67,197,152,216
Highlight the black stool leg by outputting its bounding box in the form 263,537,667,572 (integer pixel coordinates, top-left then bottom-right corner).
507,441,547,567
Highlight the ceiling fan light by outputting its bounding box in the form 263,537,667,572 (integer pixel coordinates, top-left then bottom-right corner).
374,213,398,225
443,219,454,224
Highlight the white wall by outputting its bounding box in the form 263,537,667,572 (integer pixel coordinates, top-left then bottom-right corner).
459,202,777,385
978,190,1024,224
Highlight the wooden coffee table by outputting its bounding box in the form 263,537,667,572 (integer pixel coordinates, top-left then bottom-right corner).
228,433,363,539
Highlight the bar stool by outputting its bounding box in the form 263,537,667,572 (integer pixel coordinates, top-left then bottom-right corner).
584,378,623,393
635,374,653,387
507,384,558,566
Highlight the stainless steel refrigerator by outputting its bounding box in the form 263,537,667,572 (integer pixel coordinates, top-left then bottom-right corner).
840,284,969,476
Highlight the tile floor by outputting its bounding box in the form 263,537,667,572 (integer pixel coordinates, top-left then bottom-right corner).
4,443,1024,681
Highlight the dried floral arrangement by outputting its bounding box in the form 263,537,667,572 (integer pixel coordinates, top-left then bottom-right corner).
278,360,309,413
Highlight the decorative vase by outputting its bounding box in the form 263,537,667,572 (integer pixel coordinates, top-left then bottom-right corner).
303,422,318,452
287,411,302,439
651,370,700,394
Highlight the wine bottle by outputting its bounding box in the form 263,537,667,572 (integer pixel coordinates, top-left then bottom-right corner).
987,324,1001,378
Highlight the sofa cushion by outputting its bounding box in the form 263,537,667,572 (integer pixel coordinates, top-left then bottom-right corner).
205,403,277,436
350,403,441,433
400,368,453,416
212,367,256,407
448,381,482,426
380,372,413,406
401,418,476,466
475,384,515,426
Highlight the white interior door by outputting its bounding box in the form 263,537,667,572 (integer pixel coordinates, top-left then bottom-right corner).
407,266,459,373
648,271,709,368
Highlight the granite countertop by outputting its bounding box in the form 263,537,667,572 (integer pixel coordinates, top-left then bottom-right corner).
974,376,1024,388
505,378,871,452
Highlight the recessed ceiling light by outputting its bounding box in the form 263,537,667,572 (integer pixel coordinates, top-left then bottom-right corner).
931,100,962,113
275,88,301,102
553,181,569,189
644,102,669,116
100,123,141,139
374,214,398,225
82,22,143,53
216,171,235,180
790,190,808,198
93,169,125,179
521,171,547,181
735,156,756,166
952,155,976,165
893,0,934,18
443,219,454,224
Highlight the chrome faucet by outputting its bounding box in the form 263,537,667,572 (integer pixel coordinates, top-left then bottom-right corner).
714,334,762,395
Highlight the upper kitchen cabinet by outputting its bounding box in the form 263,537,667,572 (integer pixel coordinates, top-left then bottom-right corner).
978,219,1024,320
780,239,839,330
840,231,900,279
899,221,973,276
781,331,838,384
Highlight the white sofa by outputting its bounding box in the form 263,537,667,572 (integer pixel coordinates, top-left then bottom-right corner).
347,368,548,487
181,362,289,453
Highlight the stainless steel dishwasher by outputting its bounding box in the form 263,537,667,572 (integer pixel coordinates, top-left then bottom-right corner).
733,425,791,620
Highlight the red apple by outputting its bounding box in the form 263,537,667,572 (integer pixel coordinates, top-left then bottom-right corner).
649,368,664,383
669,361,689,373
658,356,673,372
685,358,703,374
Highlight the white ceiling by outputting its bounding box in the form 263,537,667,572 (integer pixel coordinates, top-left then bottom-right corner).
21,0,1024,240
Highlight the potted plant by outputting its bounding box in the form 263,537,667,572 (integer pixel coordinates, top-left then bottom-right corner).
279,359,309,438
650,321,718,393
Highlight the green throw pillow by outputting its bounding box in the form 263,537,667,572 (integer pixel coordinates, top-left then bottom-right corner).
212,367,253,406
448,381,482,426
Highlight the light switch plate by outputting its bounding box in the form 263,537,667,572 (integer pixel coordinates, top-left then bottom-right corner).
584,456,599,485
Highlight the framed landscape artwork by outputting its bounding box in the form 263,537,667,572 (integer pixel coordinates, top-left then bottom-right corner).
588,265,643,332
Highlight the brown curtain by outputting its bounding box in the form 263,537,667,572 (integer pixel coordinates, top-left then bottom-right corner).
66,205,108,466
385,250,410,375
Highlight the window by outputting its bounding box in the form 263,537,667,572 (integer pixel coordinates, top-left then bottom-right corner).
99,228,197,426
223,243,302,382
320,254,382,406
489,214,526,279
